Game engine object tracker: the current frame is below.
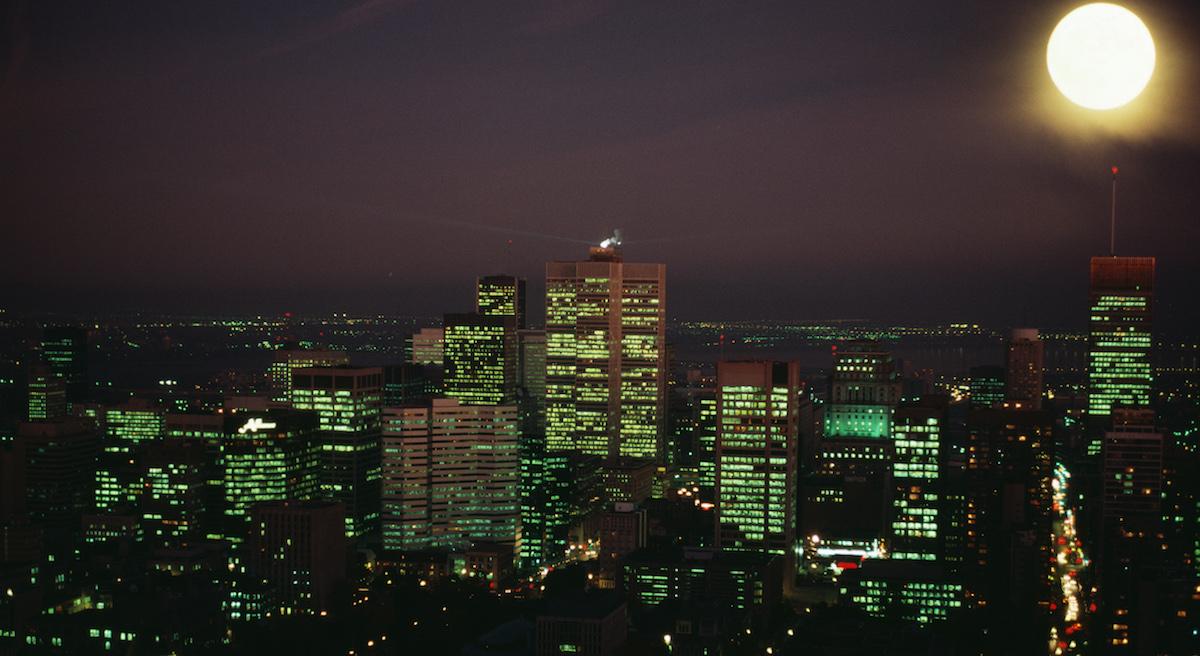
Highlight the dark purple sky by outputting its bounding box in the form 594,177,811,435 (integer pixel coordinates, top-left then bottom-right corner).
3,1,1199,329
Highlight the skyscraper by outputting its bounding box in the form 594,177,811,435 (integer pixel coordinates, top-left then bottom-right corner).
409,327,445,366
1004,328,1044,409
963,406,1053,640
545,242,666,461
889,399,947,562
967,365,1005,408
140,439,207,547
95,399,165,511
246,500,346,615
443,314,517,407
714,360,800,559
40,326,88,404
267,348,349,404
517,329,550,567
220,409,321,542
381,398,519,551
1088,256,1154,417
26,365,66,422
477,274,527,329
805,341,900,560
16,418,100,546
291,366,383,540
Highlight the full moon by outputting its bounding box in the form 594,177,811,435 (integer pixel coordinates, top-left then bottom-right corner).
1047,3,1155,110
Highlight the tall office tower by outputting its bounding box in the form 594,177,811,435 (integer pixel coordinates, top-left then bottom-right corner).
1097,408,1170,653
15,419,100,546
26,365,66,421
963,407,1053,649
267,347,349,404
380,399,519,551
443,313,517,406
714,361,800,559
889,399,946,562
246,500,346,615
517,329,550,568
40,326,88,403
140,439,207,547
1004,328,1044,409
95,399,165,511
477,274,528,329
967,365,1005,408
806,341,900,559
545,242,667,461
221,410,321,542
669,371,717,489
1102,408,1163,526
409,327,445,366
383,363,434,406
165,413,225,539
291,367,383,540
1088,256,1154,417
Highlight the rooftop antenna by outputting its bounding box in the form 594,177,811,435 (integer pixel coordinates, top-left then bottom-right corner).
1110,165,1118,256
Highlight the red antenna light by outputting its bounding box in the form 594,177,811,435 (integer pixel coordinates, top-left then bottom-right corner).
1111,165,1119,176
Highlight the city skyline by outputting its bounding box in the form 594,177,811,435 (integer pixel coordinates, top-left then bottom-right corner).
1,2,1198,654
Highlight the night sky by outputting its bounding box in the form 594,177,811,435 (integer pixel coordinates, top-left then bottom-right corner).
3,1,1199,329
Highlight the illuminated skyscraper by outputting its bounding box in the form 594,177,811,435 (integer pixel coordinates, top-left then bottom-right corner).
805,342,900,560
545,242,666,461
1004,328,1044,409
889,399,946,562
443,313,516,407
220,410,321,541
267,348,349,404
517,329,550,567
26,365,66,421
95,399,165,511
714,360,800,558
381,399,519,551
1088,256,1154,417
140,439,207,547
40,326,88,403
165,412,225,540
477,274,527,329
291,367,383,540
